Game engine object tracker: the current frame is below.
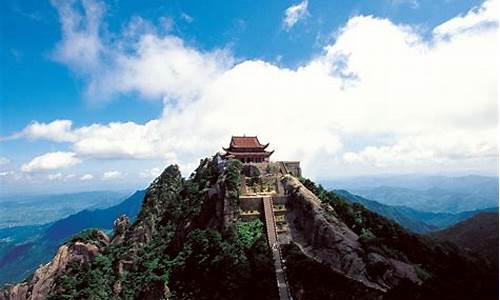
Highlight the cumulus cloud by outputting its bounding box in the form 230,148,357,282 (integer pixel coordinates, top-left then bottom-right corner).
343,131,497,168
50,0,232,103
13,0,499,178
102,170,122,180
17,120,76,142
21,152,81,173
283,0,309,30
433,0,498,38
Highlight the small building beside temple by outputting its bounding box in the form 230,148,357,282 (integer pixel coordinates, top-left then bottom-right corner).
223,136,274,163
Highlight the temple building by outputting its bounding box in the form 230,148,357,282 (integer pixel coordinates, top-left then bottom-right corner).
223,136,274,163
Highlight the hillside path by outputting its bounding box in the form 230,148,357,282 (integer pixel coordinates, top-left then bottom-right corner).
262,196,292,300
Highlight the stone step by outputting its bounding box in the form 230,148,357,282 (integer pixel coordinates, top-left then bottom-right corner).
262,196,292,300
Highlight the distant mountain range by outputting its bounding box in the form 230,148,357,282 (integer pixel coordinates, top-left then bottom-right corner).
1,184,496,286
428,212,499,266
0,190,145,285
2,160,497,300
0,191,131,229
335,189,498,233
322,175,498,214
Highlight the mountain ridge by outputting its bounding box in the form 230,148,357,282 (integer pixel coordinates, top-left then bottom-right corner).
0,191,131,229
1,158,497,299
428,212,499,267
335,189,498,233
321,175,498,214
0,191,145,285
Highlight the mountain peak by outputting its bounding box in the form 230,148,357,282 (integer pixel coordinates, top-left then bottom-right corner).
1,155,497,300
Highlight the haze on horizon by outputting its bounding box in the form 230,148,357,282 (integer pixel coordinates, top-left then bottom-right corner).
0,0,498,195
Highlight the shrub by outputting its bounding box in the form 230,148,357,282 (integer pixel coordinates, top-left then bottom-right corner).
359,228,376,243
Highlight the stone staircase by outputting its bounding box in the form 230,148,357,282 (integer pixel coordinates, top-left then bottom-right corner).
262,196,292,300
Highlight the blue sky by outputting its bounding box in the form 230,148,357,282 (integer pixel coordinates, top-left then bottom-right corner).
0,0,497,195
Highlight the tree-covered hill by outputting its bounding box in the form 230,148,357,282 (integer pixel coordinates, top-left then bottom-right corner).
428,212,499,266
1,158,497,300
335,189,497,233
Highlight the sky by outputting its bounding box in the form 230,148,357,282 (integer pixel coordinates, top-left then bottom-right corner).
0,0,498,195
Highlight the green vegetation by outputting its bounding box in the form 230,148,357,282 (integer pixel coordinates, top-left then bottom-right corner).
359,228,376,243
240,209,260,216
46,157,277,300
170,221,276,300
275,215,285,222
0,190,145,287
47,250,116,300
273,204,286,211
414,264,432,281
427,212,499,267
265,164,277,174
234,219,263,249
300,176,499,300
242,164,260,177
282,243,382,300
245,175,276,194
299,177,425,261
16,161,499,300
225,160,243,195
68,229,104,245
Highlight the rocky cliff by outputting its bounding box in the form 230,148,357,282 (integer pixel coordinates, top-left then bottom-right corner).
0,230,109,300
0,157,272,300
282,175,420,292
1,156,497,300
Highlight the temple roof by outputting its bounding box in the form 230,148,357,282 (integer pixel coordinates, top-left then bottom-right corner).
228,136,268,149
222,136,274,162
223,150,274,158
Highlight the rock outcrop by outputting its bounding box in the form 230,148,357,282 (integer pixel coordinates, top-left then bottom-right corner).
0,231,109,300
126,165,183,248
282,175,421,292
111,214,131,244
3,158,462,300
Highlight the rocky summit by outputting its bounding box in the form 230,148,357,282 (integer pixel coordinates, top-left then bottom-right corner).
1,154,497,300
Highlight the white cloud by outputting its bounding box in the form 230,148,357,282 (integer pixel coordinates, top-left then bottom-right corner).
0,170,26,183
139,167,162,179
13,0,498,178
21,152,81,173
433,0,498,38
49,0,232,103
343,130,497,168
0,171,13,177
17,120,76,142
102,170,122,180
47,172,63,181
50,0,105,75
0,156,10,165
283,0,309,30
80,173,94,181
64,174,77,180
72,120,163,159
